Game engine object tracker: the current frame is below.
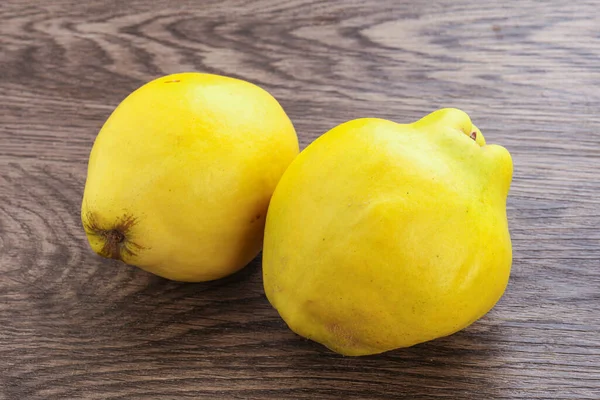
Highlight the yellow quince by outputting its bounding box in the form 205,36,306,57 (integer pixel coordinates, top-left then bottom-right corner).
263,108,512,356
82,73,299,282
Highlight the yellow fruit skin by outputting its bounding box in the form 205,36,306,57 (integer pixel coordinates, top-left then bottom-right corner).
82,73,299,282
263,108,512,356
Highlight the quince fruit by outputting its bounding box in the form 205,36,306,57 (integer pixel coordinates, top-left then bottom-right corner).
263,108,512,355
82,73,298,282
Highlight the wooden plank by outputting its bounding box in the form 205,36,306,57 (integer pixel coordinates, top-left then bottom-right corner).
1,0,599,398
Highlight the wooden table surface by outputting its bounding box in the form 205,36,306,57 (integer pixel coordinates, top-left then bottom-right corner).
1,0,599,398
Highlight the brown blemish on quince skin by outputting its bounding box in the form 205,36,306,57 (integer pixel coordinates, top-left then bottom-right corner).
327,322,360,349
83,212,145,261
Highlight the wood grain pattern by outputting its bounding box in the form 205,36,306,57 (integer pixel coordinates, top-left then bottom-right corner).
1,0,599,398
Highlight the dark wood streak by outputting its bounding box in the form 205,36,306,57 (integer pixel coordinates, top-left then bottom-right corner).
1,0,599,399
